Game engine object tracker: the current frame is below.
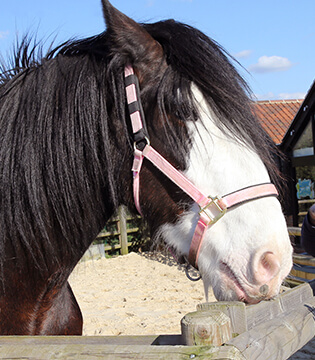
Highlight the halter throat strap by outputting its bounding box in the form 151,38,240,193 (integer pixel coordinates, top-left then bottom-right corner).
124,65,278,270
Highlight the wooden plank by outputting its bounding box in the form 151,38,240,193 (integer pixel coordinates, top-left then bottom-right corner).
298,199,315,204
288,227,301,236
227,296,315,360
291,254,315,280
285,276,307,287
97,228,139,238
292,264,315,274
246,282,312,330
298,211,308,216
0,337,245,360
291,267,315,280
245,297,282,330
245,283,312,330
279,282,313,312
293,254,315,266
197,283,313,336
0,335,175,346
104,243,132,252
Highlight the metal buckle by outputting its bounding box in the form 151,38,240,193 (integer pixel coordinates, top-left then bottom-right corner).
199,195,227,225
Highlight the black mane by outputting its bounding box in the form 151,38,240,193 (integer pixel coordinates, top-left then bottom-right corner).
0,20,280,271
56,20,280,176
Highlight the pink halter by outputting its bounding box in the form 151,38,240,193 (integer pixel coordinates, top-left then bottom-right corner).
124,65,278,270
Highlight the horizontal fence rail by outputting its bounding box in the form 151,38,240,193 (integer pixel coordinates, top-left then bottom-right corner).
0,282,314,359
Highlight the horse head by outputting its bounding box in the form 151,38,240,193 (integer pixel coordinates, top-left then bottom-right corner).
102,0,293,304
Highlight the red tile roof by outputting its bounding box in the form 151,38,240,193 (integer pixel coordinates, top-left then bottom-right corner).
254,99,303,145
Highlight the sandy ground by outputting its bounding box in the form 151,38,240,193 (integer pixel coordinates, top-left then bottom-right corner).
69,251,315,358
69,251,211,336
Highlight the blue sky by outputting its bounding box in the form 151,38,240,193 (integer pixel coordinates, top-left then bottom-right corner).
0,0,314,100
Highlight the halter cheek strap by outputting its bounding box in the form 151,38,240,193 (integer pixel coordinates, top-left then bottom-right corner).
124,65,278,270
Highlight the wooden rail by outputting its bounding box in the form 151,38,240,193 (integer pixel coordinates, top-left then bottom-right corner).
95,206,141,256
0,336,243,359
292,254,315,280
287,226,315,280
0,282,314,359
288,226,301,237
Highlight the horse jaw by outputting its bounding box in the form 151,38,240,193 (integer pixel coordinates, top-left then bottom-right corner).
159,85,293,304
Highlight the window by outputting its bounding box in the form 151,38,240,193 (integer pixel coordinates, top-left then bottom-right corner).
293,119,314,157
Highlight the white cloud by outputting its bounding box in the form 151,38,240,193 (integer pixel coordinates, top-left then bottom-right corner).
249,55,293,74
0,31,9,40
278,92,306,100
234,50,252,59
146,0,155,6
252,92,275,101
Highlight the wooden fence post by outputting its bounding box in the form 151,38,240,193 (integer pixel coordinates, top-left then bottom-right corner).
181,310,232,346
118,206,128,255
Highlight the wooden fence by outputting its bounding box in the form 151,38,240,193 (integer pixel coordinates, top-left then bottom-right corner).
288,226,315,280
0,280,314,359
95,206,141,256
95,213,305,258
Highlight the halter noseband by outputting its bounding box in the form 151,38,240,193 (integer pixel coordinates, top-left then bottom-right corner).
124,65,278,270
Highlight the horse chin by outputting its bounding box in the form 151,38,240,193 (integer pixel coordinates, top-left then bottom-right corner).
204,262,282,305
211,279,264,305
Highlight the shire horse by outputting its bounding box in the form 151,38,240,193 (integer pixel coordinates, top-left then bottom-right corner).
0,0,292,335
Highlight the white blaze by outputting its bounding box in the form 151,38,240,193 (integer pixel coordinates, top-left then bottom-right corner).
158,85,293,303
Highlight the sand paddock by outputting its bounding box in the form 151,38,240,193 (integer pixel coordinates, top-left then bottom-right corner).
69,251,213,336
69,251,315,358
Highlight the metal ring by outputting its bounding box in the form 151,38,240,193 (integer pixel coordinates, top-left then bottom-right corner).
185,263,202,282
133,136,150,151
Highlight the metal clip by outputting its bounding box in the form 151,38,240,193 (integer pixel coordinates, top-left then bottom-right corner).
199,195,227,225
183,256,201,282
185,263,202,282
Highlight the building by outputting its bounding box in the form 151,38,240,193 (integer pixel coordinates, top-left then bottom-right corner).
255,99,303,146
254,99,304,226
253,80,315,227
280,81,315,226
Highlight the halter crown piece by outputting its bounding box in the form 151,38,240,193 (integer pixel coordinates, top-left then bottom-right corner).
124,65,279,270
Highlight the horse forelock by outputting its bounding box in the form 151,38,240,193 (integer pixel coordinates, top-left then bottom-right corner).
142,21,281,186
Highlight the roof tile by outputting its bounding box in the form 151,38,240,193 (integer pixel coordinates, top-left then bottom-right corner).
253,99,303,145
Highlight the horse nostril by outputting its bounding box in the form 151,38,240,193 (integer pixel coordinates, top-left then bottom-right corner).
259,284,269,295
254,251,281,285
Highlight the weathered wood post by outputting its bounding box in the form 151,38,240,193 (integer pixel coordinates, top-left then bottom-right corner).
118,206,128,255
181,310,232,346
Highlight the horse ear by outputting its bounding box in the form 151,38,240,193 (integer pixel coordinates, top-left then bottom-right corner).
101,0,164,68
